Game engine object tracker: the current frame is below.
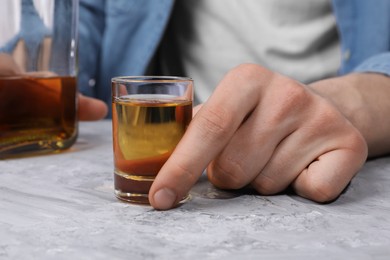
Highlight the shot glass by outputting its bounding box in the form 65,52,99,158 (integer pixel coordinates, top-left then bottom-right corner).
111,76,193,204
0,0,79,158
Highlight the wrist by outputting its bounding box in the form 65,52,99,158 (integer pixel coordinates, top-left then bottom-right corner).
308,74,366,130
308,73,390,157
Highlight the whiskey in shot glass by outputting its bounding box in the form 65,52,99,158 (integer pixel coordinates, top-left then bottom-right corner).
111,76,193,204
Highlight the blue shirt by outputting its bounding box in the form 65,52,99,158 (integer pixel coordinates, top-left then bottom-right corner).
79,0,390,113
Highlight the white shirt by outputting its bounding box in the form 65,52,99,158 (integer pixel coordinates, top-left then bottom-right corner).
161,0,341,104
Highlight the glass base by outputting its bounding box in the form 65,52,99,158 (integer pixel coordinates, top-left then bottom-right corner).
0,130,78,159
114,170,190,206
115,189,191,206
115,190,151,204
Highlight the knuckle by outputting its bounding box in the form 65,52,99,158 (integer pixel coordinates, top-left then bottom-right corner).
301,105,339,137
344,129,368,159
208,158,248,189
309,102,368,160
315,103,341,126
302,181,338,203
232,63,265,77
196,107,233,141
302,100,345,137
226,63,274,86
284,80,308,102
281,82,309,109
269,82,310,124
252,175,280,195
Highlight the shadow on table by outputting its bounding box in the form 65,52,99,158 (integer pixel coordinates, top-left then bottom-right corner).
190,172,368,207
190,172,261,200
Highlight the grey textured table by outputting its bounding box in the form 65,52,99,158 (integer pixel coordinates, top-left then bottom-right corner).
1,121,390,259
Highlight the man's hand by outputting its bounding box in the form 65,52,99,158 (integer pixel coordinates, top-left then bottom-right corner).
78,93,108,121
149,64,369,210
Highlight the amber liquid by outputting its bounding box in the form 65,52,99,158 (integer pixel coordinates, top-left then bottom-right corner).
112,95,192,204
0,76,78,158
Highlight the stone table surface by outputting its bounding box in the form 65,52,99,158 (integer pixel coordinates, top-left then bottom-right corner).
1,120,390,259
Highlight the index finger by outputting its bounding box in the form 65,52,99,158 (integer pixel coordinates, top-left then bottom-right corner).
149,64,273,210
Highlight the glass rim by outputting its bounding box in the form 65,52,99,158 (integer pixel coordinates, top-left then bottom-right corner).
112,76,193,83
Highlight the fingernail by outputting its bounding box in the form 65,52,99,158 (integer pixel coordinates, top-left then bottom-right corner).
153,188,176,210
